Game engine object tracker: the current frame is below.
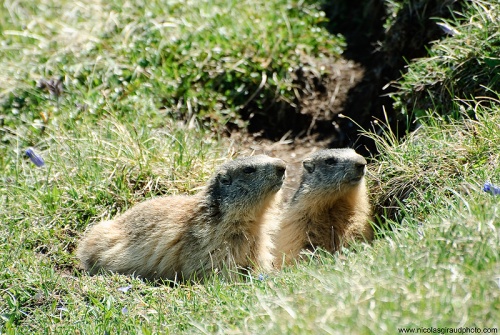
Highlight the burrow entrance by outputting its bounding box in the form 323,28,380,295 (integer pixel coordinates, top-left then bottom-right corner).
235,0,463,157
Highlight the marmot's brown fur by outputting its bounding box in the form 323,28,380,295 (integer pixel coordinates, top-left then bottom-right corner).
274,148,372,265
77,155,286,281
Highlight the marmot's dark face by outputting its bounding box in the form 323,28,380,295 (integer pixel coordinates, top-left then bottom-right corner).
208,155,286,216
299,149,366,198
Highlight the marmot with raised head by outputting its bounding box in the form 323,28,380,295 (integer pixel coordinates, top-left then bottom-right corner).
274,148,372,265
77,155,286,281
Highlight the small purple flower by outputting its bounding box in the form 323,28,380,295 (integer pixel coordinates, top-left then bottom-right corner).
117,285,132,293
25,148,45,167
436,22,459,36
121,306,129,315
258,274,266,281
483,182,500,195
56,301,68,312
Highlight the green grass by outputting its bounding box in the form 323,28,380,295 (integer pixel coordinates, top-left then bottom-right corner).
0,0,343,149
391,0,500,119
1,0,500,333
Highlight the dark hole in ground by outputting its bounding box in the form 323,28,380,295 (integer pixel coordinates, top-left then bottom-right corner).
323,0,464,156
237,0,463,157
240,57,364,141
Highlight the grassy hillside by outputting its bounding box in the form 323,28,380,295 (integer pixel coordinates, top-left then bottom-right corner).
0,0,343,148
391,0,500,119
1,0,499,333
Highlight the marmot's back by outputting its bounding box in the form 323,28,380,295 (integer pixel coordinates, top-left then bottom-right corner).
77,195,200,279
77,155,286,281
274,149,372,264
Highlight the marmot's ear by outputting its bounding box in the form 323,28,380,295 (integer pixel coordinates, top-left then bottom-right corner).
303,159,315,173
217,172,232,185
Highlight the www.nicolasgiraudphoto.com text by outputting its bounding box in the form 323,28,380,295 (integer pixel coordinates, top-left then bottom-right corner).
398,327,498,334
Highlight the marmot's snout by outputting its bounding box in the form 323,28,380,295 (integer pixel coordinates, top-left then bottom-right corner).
352,157,367,180
348,161,366,184
270,160,287,191
275,163,286,179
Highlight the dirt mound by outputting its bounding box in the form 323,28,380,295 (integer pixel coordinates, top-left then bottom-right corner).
238,57,363,142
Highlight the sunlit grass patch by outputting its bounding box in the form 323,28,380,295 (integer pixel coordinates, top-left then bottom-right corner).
368,99,500,224
0,0,344,150
391,0,500,118
1,0,500,333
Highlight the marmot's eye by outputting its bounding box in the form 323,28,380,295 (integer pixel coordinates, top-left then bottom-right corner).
325,158,337,165
243,166,257,174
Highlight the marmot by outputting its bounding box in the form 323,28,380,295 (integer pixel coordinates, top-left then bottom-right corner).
274,148,372,265
77,155,286,281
